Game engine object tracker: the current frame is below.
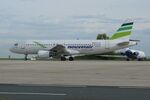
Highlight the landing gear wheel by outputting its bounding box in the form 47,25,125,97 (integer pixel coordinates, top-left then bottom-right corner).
126,58,130,61
69,57,74,61
61,56,66,61
138,58,142,61
25,54,28,61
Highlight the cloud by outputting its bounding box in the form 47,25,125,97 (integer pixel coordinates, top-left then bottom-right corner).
0,13,149,40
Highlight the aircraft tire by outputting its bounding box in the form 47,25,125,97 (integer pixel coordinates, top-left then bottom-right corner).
24,54,28,61
126,58,130,61
69,57,74,61
138,58,142,61
61,56,66,61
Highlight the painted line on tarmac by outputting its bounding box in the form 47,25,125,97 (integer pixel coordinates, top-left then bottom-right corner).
0,92,67,96
18,84,88,87
119,86,150,89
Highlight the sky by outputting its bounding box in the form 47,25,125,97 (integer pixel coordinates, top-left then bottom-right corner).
0,0,150,57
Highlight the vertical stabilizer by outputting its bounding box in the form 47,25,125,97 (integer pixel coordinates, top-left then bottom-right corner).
111,22,134,41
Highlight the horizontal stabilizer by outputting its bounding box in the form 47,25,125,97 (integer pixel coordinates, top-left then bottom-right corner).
117,42,129,46
129,39,140,42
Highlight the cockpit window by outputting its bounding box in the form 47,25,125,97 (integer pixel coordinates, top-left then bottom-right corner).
14,43,18,46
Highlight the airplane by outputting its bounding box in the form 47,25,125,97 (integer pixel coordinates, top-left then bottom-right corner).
115,48,146,61
10,21,138,61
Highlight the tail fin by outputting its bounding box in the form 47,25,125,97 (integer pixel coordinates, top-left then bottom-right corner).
110,22,134,41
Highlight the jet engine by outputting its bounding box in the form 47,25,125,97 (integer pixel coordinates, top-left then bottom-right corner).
38,50,55,58
124,49,146,61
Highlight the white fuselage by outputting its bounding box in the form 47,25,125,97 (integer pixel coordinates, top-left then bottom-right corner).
10,40,137,56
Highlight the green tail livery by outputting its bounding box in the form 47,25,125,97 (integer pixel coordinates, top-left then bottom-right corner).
111,22,133,40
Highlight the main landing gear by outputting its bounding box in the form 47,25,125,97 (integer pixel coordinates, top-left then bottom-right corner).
126,58,130,61
69,57,74,61
61,56,66,61
24,54,28,61
61,56,74,61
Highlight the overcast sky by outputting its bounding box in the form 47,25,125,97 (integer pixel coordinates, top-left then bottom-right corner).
0,0,150,57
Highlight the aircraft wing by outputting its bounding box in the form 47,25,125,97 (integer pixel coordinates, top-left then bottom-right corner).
50,44,68,56
49,44,79,57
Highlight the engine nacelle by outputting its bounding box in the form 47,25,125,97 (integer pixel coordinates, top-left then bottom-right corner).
38,50,51,58
125,49,146,60
125,50,134,58
115,48,146,61
133,52,139,56
136,51,146,59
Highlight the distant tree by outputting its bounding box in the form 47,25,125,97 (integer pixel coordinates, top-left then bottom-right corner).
96,33,109,40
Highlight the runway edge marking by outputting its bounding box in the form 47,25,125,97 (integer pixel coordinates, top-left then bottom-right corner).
0,92,67,96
